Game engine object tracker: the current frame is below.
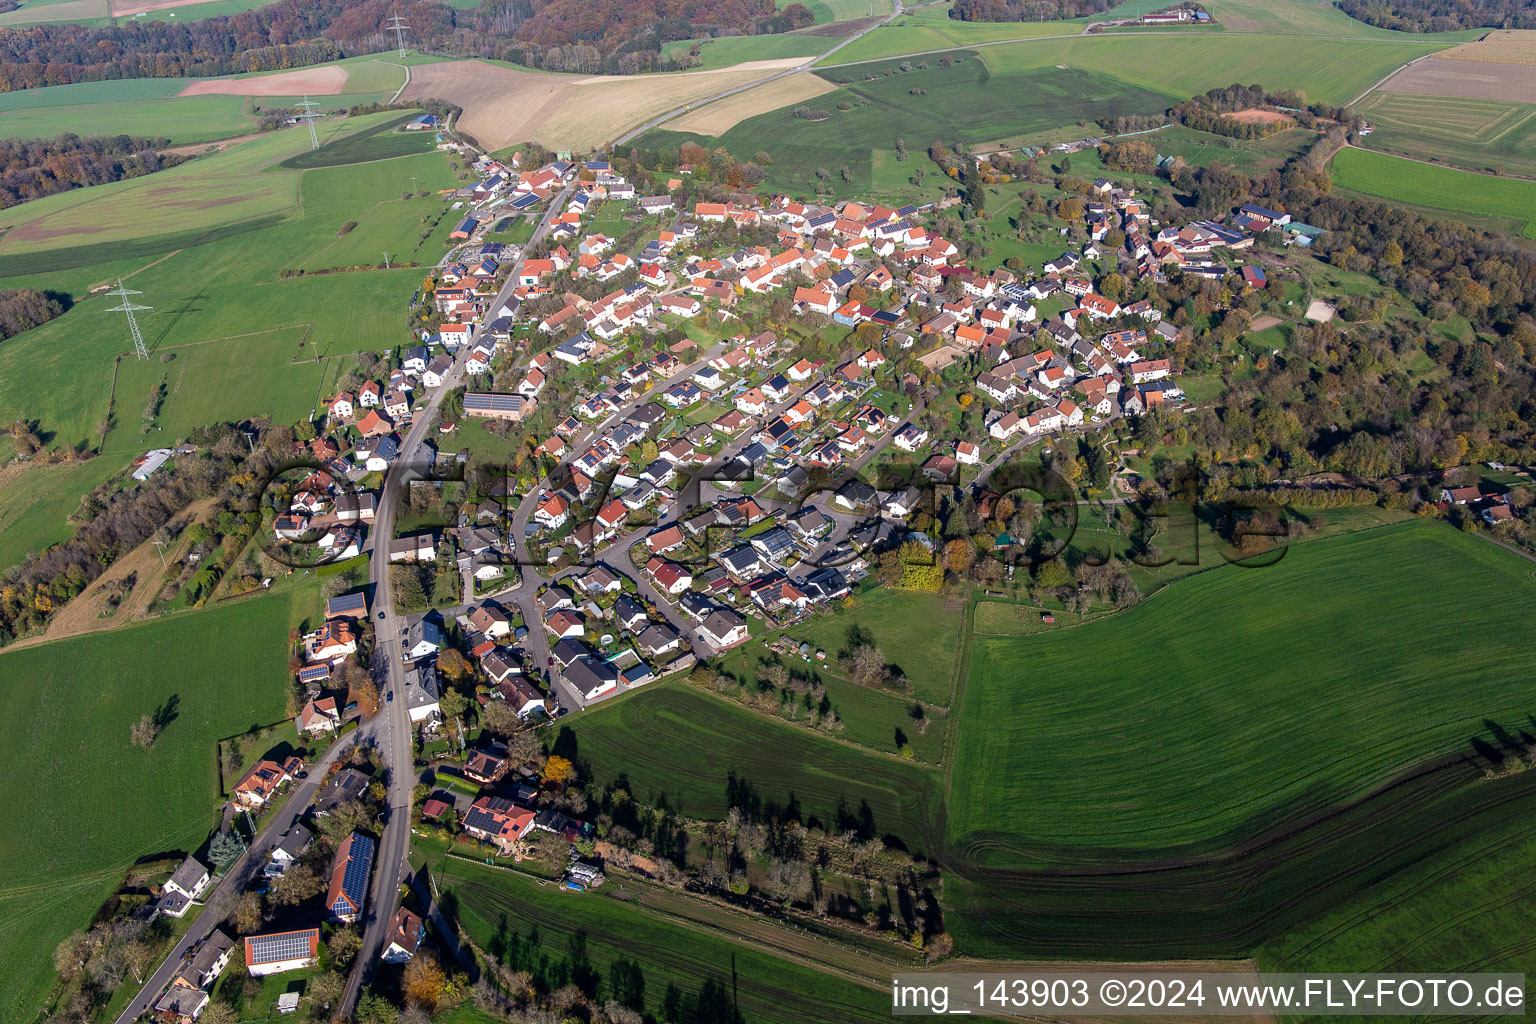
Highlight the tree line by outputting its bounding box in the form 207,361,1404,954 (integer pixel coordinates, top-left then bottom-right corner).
1337,0,1536,31
0,0,816,91
0,134,186,209
949,0,1120,21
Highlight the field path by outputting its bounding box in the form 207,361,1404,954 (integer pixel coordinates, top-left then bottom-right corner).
1344,52,1439,107
378,58,412,105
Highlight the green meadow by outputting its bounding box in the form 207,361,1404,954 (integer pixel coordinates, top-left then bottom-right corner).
643,56,1170,194
1354,91,1536,181
0,596,293,1024
0,110,457,541
551,681,945,849
441,859,895,1024
949,520,1536,860
1330,145,1536,238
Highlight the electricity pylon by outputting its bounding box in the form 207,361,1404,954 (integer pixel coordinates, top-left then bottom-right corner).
297,96,321,150
105,279,152,360
386,13,409,57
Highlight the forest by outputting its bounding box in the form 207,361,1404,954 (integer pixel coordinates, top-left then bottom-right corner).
0,0,809,91
1337,0,1536,30
0,288,64,341
0,135,186,210
948,0,1121,22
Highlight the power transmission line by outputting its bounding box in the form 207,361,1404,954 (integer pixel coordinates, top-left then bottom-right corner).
386,13,409,57
105,278,152,361
296,95,321,150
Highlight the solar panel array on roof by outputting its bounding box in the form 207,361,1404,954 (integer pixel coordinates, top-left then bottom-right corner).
247,930,317,965
333,833,374,917
298,664,330,683
464,393,525,413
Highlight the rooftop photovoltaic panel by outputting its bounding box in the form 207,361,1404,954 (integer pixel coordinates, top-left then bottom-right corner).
334,833,374,914
247,929,317,965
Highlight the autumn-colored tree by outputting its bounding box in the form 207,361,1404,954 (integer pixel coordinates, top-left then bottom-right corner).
269,862,321,906
234,892,263,934
403,951,448,1012
1057,197,1084,221
437,648,473,684
1382,240,1403,267
544,755,576,788
199,1003,238,1024
944,538,975,573
349,675,380,717
480,699,520,737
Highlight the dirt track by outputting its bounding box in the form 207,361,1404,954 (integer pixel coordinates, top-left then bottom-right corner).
401,59,800,150
11,496,217,649
179,66,350,97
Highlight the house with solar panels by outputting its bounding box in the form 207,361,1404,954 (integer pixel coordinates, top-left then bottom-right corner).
243,928,320,977
327,832,375,924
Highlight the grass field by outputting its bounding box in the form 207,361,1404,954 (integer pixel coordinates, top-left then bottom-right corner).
0,54,429,142
0,116,456,531
0,114,402,256
0,457,127,571
1259,779,1536,991
949,520,1536,860
550,681,944,850
0,595,293,1024
661,32,829,71
765,588,965,705
1330,145,1536,237
825,6,1080,65
278,112,438,169
440,859,896,1024
0,79,254,143
821,0,1477,64
645,56,1169,194
1354,92,1536,180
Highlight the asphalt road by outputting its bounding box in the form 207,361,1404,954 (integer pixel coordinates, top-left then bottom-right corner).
339,182,575,1017
113,728,373,1024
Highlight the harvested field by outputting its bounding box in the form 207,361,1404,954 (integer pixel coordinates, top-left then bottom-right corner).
668,71,838,135
1381,56,1536,105
1229,107,1294,125
402,58,795,150
178,65,349,96
1436,29,1536,65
